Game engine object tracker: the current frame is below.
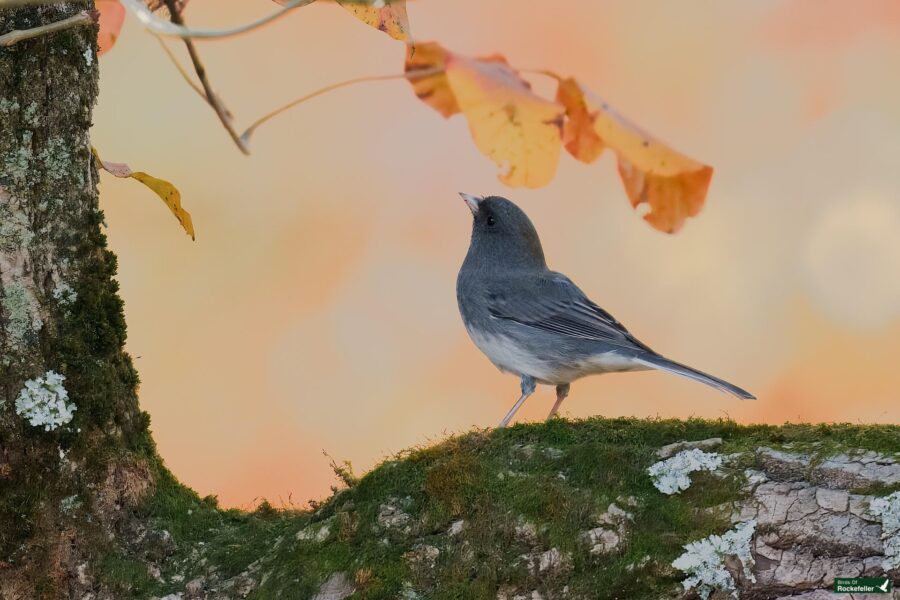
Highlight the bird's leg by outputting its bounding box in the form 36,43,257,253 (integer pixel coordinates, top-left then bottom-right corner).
546,383,570,421
498,376,536,428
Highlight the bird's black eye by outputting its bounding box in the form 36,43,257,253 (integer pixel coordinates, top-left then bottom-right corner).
487,215,496,227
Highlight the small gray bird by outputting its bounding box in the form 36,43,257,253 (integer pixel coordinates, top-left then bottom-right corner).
456,193,755,428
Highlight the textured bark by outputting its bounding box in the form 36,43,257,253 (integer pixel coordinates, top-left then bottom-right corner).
0,3,155,598
730,448,900,599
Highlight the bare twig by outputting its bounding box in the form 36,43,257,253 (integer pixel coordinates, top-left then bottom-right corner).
240,67,444,146
162,0,247,154
155,36,207,102
0,0,70,7
120,0,316,40
154,35,235,118
0,9,97,47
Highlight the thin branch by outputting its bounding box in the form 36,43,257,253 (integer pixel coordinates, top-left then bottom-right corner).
240,67,444,146
155,38,239,119
162,0,247,154
119,0,316,40
0,0,70,7
154,35,228,113
0,9,97,47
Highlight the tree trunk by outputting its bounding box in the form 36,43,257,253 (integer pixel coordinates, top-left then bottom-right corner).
1,3,156,597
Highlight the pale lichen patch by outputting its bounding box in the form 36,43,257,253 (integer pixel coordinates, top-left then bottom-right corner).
672,520,757,600
2,130,33,187
0,198,35,251
648,449,723,494
52,281,77,305
38,137,70,181
23,101,38,126
0,98,19,113
869,491,900,570
60,494,82,514
15,371,76,431
1,280,43,350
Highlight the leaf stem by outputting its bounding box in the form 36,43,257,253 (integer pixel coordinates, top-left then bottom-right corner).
240,67,444,147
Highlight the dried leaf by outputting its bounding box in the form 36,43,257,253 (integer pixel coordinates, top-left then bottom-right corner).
555,76,604,163
336,0,410,42
402,44,713,230
618,159,711,234
97,0,126,56
556,77,713,233
92,148,195,240
273,0,409,41
404,42,458,118
445,53,564,188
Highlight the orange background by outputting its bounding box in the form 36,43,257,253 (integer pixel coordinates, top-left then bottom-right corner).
93,0,900,508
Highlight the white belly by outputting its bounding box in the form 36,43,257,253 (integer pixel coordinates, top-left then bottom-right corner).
469,329,555,381
468,328,648,385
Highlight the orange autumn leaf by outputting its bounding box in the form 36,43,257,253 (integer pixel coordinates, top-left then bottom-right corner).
444,52,564,189
618,159,711,234
402,43,713,230
92,148,195,240
556,77,713,233
404,42,459,118
97,0,126,56
555,77,605,164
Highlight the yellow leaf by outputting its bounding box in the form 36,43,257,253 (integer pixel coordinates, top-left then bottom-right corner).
445,54,564,189
92,148,195,240
274,0,410,42
556,77,713,233
404,42,459,118
336,0,410,42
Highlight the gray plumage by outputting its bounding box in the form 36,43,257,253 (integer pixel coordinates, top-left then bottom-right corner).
455,193,755,427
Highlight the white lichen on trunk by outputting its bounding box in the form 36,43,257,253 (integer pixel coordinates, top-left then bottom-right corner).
14,370,76,431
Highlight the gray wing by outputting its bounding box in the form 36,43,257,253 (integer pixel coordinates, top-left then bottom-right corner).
486,272,654,352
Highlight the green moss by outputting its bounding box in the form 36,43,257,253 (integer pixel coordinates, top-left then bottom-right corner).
88,419,899,599
53,206,146,453
851,482,900,497
99,551,157,597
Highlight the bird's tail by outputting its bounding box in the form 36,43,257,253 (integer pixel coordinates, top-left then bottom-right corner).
633,355,755,400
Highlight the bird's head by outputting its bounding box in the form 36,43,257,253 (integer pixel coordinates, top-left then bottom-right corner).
459,193,546,270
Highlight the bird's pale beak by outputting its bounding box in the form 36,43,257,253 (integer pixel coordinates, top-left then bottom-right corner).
459,192,482,216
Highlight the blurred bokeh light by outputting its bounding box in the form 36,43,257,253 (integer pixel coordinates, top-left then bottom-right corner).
93,0,900,507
